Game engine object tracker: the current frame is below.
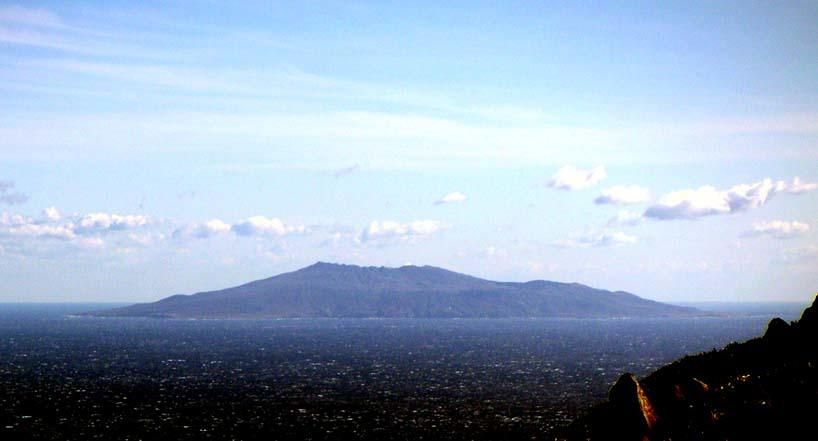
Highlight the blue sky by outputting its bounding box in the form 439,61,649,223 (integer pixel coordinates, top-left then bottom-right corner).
1,1,817,303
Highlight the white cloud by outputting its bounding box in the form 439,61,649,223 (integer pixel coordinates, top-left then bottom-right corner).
172,217,307,239
172,219,231,239
74,213,150,234
644,186,727,219
552,230,637,248
42,206,61,221
644,178,795,220
127,232,165,246
435,191,467,205
548,165,607,190
359,220,445,243
231,216,307,237
594,185,650,205
0,209,153,255
783,176,818,194
73,237,105,250
606,210,645,227
726,179,780,211
0,208,307,259
744,220,810,239
0,212,29,227
1,222,76,240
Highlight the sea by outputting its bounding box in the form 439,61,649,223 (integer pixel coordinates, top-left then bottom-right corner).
0,302,806,440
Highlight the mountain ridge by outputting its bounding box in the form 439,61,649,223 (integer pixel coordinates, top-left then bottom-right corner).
88,262,699,319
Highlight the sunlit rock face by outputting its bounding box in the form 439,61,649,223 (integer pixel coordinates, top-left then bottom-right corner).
591,373,656,441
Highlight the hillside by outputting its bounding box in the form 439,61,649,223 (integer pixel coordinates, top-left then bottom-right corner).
561,294,818,441
88,262,697,319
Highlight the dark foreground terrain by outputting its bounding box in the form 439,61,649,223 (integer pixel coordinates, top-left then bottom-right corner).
563,295,818,441
0,304,797,441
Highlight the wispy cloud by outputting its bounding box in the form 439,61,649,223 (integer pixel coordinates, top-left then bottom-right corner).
0,110,624,167
3,5,818,172
359,220,446,245
548,165,607,191
172,219,231,240
434,191,466,205
743,220,810,239
595,185,650,205
42,206,61,221
552,230,637,248
0,5,64,29
0,180,28,205
606,210,645,227
0,7,616,168
73,213,150,235
1,221,76,240
784,176,818,194
0,5,158,58
778,245,818,264
333,163,360,178
231,216,308,237
483,245,509,258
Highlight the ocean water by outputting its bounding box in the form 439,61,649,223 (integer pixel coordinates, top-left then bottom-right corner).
0,302,805,440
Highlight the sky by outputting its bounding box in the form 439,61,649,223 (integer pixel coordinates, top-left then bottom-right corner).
1,1,817,303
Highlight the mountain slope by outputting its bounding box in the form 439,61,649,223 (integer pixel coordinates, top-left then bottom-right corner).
89,262,697,319
562,294,818,441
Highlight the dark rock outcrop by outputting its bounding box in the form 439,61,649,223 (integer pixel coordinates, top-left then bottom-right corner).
763,317,790,340
564,294,818,441
590,374,656,441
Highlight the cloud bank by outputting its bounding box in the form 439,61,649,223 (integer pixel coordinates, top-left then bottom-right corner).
0,210,152,251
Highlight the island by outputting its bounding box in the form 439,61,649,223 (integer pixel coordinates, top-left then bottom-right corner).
88,262,698,319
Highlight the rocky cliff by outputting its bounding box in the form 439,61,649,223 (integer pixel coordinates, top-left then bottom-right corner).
563,294,818,440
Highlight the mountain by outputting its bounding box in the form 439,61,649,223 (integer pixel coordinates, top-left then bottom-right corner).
88,262,697,319
561,294,818,441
